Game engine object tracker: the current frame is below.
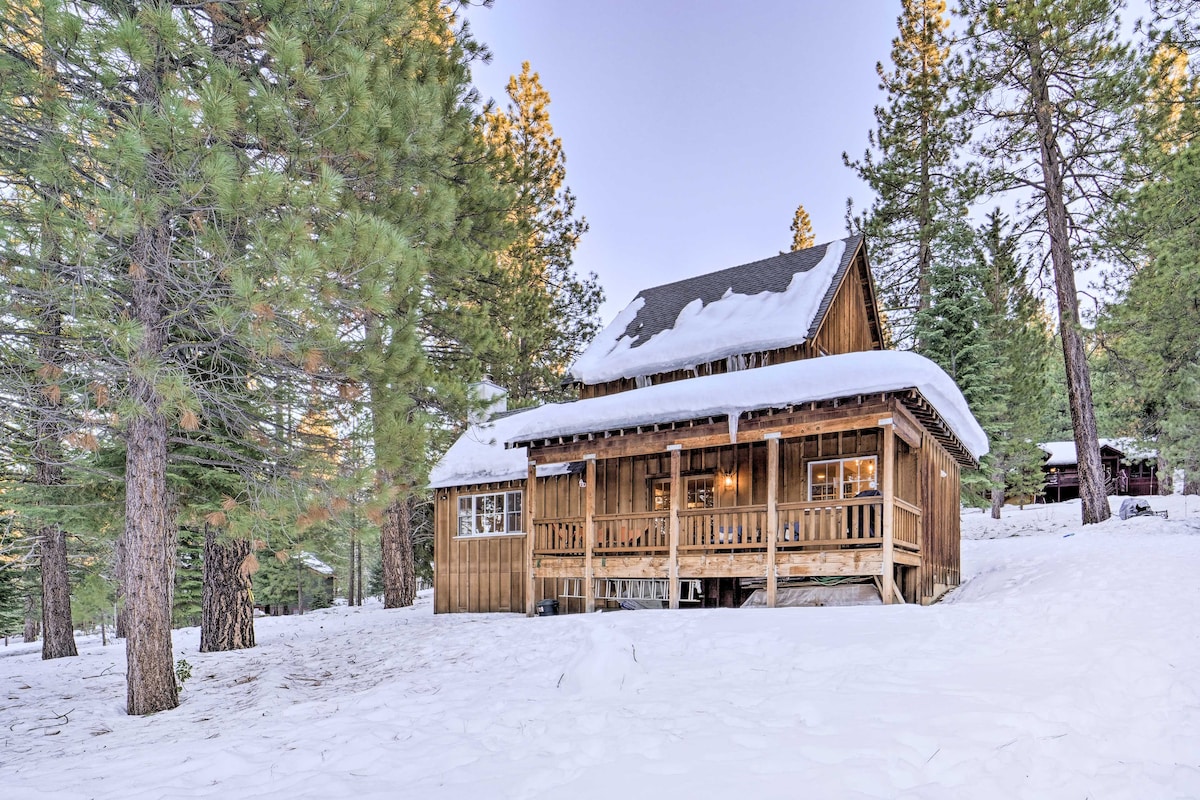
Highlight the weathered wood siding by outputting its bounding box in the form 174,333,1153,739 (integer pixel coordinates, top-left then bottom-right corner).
809,254,877,357
917,431,961,602
433,479,527,614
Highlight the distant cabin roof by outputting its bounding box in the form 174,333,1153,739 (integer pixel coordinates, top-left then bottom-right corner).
428,351,988,489
569,235,867,385
1040,439,1157,467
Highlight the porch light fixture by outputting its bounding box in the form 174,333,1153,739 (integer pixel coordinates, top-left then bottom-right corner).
723,471,734,489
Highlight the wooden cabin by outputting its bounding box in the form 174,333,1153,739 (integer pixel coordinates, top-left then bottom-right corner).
1040,439,1161,502
430,236,987,613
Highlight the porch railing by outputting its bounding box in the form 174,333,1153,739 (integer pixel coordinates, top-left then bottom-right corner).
679,506,769,551
595,512,669,553
533,517,584,555
531,497,920,556
893,498,922,551
776,497,883,549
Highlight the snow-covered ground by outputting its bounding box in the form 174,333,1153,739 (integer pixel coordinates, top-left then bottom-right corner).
3,495,1199,799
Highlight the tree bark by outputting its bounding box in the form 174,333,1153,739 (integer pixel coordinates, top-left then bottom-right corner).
1027,36,1110,525
122,213,179,715
113,535,128,639
200,525,255,652
990,476,1005,520
380,490,416,608
23,594,39,643
347,531,357,606
39,525,77,659
34,300,77,659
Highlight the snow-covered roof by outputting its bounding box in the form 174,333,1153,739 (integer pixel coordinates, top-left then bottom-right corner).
569,236,867,385
1040,439,1158,467
511,350,987,461
428,410,572,489
298,552,334,576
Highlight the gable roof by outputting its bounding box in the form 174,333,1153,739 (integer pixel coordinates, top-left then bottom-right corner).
1040,439,1157,467
568,235,872,385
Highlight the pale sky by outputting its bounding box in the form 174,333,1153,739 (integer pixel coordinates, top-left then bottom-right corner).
465,0,901,322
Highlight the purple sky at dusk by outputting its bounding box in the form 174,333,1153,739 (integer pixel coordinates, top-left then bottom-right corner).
465,1,901,322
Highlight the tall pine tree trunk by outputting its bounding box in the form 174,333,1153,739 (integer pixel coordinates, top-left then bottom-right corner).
38,525,77,659
23,594,39,642
989,465,1006,520
380,486,416,608
114,536,128,640
35,335,77,659
1028,38,1110,525
122,217,179,715
200,525,255,652
32,34,77,660
347,531,357,606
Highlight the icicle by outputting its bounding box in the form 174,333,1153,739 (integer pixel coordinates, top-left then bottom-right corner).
635,375,653,389
727,412,739,443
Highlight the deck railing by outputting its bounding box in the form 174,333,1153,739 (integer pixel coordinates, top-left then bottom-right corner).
595,511,669,552
532,517,584,555
893,498,922,551
679,506,769,551
531,498,920,557
776,497,883,549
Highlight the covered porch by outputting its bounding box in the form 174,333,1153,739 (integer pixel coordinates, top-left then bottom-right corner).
516,392,963,612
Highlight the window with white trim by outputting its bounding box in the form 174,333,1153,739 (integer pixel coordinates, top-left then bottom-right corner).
457,490,523,536
651,475,715,510
808,457,877,501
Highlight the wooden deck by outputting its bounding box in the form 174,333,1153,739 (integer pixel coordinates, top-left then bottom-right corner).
530,497,921,599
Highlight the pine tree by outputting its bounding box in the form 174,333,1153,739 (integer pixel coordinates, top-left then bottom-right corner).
846,0,966,350
975,211,1054,516
790,204,815,251
1,1,362,714
481,62,603,405
0,0,81,660
960,0,1140,524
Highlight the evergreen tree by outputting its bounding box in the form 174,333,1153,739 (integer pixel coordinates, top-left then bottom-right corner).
959,0,1140,524
790,204,815,251
481,61,603,404
975,211,1054,515
0,0,82,660
0,1,361,714
846,0,967,349
1093,16,1200,492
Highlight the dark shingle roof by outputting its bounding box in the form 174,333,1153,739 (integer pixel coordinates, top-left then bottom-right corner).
616,234,862,348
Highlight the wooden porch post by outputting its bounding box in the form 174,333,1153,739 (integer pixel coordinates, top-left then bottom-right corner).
584,454,597,613
765,433,780,608
525,460,537,616
668,445,681,609
881,423,896,605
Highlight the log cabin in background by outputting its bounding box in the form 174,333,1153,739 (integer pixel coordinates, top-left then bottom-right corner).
1040,439,1161,502
429,236,987,614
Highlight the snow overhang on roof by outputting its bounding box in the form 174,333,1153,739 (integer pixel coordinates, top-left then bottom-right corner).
569,237,857,385
428,409,573,490
509,350,989,463
1040,441,1079,467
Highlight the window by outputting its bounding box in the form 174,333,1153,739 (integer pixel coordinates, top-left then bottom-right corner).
808,457,877,501
650,475,716,510
457,491,523,536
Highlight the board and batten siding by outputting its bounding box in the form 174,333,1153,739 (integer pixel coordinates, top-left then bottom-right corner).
433,477,587,614
433,479,526,614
